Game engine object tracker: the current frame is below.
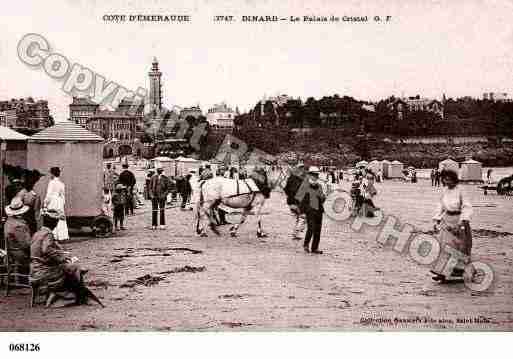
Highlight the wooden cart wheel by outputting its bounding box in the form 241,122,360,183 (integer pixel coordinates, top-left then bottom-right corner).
92,216,113,238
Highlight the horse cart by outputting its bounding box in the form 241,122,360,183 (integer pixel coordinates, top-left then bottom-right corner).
480,175,513,196
27,122,113,237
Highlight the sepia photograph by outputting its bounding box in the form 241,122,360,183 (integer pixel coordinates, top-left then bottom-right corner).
1,1,513,351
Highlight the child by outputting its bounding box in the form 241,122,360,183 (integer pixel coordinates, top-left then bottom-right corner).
111,184,127,231
102,187,112,217
350,182,363,216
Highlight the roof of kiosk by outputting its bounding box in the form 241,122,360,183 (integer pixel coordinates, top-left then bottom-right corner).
30,121,104,142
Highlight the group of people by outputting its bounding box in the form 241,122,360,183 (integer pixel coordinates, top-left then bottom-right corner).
430,168,442,186
3,166,95,306
350,169,379,218
103,162,140,232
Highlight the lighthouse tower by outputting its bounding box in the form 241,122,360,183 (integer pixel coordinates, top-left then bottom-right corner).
148,57,162,113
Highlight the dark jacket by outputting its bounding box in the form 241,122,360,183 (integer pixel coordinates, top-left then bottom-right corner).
299,182,326,214
284,173,305,206
149,173,171,200
119,170,136,189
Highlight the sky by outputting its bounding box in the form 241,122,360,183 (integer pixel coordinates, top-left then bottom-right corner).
1,0,513,121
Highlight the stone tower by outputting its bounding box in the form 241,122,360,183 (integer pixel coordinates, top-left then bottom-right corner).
148,56,162,113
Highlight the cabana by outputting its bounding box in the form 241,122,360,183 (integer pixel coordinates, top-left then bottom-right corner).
0,126,29,218
151,156,175,177
439,158,459,173
367,160,382,175
175,156,201,177
381,160,391,179
389,160,404,178
356,160,368,168
460,159,483,182
27,121,112,236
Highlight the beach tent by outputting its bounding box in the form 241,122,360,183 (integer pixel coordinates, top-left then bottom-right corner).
367,160,382,175
356,160,368,168
0,126,29,216
460,159,483,182
381,160,391,178
388,160,404,178
27,121,105,224
439,158,459,173
151,156,175,176
176,156,200,177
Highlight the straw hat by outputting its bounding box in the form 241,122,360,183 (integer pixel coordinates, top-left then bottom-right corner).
5,197,29,216
308,166,320,174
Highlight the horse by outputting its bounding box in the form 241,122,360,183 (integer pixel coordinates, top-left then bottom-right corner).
195,169,271,238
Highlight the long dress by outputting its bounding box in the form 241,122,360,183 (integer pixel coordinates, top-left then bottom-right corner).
45,177,69,241
30,227,80,292
433,185,473,272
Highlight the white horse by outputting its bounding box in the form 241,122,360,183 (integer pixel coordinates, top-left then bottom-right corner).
195,170,271,238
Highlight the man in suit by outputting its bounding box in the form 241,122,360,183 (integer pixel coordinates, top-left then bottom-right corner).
298,166,327,254
149,166,170,230
118,162,137,216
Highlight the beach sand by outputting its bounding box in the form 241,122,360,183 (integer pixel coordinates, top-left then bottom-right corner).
1,174,512,331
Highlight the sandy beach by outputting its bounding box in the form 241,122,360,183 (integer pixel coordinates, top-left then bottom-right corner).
1,172,512,331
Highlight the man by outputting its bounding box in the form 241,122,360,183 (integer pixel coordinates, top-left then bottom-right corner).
284,164,307,240
149,166,170,230
299,166,326,254
5,197,32,276
434,168,441,187
118,162,137,216
103,163,118,194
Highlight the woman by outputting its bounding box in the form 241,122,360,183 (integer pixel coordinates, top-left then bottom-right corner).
360,171,378,217
21,170,43,235
4,197,32,274
43,167,69,241
432,169,473,280
31,209,103,307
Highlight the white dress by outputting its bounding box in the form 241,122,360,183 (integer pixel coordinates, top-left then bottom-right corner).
45,177,69,241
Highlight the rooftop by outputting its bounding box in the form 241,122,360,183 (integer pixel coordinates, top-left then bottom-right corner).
30,121,104,142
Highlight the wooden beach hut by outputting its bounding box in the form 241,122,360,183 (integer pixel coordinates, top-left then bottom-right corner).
460,159,483,182
439,158,459,173
27,121,111,236
388,160,404,178
151,156,175,177
0,126,29,218
175,156,201,177
367,160,382,175
381,160,391,178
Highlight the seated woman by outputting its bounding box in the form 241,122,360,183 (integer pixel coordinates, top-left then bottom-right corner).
30,209,103,307
4,197,32,276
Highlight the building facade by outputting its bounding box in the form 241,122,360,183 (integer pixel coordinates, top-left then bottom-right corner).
483,92,512,102
206,102,237,129
179,106,203,120
69,96,144,157
388,95,445,120
0,98,52,132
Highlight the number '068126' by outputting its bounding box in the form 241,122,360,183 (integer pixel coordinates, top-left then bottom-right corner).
9,343,40,352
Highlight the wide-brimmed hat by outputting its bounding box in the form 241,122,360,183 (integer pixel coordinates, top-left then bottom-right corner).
115,183,125,190
5,197,30,216
308,166,320,174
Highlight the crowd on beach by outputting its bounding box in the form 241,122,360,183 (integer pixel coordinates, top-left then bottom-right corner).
0,156,478,308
